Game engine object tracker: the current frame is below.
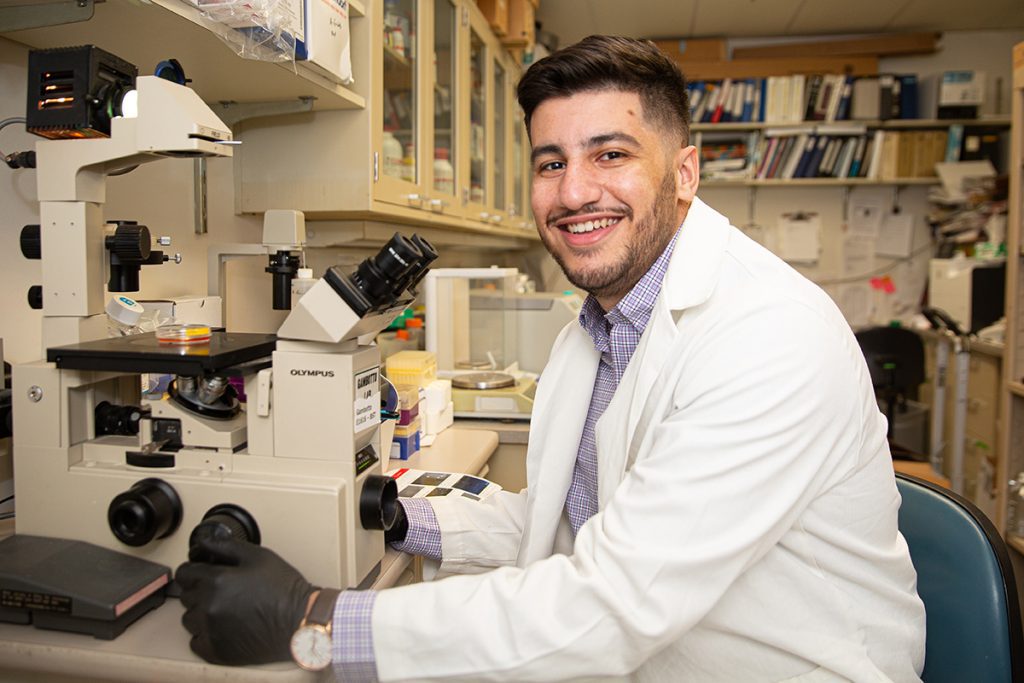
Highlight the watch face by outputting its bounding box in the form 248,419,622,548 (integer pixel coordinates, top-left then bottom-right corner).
291,625,333,671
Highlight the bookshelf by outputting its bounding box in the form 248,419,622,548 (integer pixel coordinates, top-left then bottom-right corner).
692,118,1011,185
687,68,1010,185
1001,42,1024,541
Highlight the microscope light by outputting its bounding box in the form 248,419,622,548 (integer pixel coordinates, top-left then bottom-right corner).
120,89,138,119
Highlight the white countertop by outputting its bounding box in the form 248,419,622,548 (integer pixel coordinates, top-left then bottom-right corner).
0,427,498,681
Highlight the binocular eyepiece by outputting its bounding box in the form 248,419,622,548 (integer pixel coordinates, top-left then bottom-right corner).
326,232,438,318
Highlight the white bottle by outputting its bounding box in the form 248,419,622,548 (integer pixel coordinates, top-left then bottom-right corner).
382,131,403,178
291,267,317,306
433,147,454,195
105,295,145,336
401,143,416,182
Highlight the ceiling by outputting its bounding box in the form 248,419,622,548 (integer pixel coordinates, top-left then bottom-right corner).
535,0,1024,49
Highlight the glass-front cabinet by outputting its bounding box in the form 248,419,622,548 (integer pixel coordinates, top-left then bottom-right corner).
235,0,535,240
376,0,422,206
430,0,459,213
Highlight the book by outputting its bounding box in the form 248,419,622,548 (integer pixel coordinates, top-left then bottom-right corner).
851,77,880,120
848,136,868,177
945,124,964,162
834,76,854,121
897,74,919,119
866,130,886,179
878,74,896,120
781,133,810,179
793,135,820,178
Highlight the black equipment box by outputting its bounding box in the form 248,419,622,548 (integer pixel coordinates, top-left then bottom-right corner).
0,535,171,639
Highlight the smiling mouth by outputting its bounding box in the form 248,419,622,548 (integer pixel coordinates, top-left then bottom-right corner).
560,217,622,235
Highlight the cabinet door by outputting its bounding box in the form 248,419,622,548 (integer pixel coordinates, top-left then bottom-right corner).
491,56,509,225
426,0,460,215
377,0,426,208
462,4,492,222
511,102,529,229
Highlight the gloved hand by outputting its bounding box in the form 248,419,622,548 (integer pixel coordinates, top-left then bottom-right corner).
175,531,316,666
384,498,409,545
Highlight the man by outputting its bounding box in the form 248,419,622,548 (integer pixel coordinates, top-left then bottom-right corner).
177,36,926,681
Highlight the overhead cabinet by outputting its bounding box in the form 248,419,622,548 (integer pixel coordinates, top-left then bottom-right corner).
235,0,535,239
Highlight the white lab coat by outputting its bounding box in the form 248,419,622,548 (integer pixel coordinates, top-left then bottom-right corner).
372,198,926,682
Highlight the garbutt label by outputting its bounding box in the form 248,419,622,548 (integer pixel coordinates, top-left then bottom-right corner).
354,367,380,431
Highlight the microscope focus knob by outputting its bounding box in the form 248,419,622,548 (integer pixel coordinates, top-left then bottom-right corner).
359,474,400,531
27,286,43,310
108,478,183,547
20,225,41,260
189,504,261,548
107,222,152,261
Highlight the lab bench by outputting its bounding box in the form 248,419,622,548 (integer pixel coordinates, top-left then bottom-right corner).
0,427,498,682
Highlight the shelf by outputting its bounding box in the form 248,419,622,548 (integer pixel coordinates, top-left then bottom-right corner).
1010,382,1024,399
383,44,412,69
3,0,366,111
701,177,941,188
690,118,1011,133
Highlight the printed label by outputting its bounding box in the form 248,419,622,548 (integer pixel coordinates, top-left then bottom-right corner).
1,589,72,614
354,367,380,432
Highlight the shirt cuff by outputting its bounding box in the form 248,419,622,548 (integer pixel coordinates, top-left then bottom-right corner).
390,497,442,561
332,590,378,683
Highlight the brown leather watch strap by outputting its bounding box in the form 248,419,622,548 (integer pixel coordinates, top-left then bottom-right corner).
304,588,342,628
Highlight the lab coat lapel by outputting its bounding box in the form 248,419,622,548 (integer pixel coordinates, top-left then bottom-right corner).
595,304,678,507
518,325,600,563
595,198,732,507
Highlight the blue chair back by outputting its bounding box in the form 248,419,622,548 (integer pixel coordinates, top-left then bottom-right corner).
896,473,1024,682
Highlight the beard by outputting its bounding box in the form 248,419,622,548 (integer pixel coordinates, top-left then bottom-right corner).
540,170,681,305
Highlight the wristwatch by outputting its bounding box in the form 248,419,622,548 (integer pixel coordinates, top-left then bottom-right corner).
290,588,341,671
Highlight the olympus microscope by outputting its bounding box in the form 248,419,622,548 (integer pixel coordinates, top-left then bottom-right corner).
6,47,435,638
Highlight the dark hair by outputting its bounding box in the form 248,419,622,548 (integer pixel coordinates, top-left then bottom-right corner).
517,35,690,144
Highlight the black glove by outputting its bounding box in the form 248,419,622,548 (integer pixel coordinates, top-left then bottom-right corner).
384,498,409,545
175,532,316,666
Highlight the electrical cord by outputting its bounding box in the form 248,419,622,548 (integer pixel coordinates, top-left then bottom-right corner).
813,241,934,287
1,116,33,169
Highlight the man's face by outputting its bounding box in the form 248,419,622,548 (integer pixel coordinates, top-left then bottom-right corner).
529,89,697,309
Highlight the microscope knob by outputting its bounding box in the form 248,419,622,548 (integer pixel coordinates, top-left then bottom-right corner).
359,474,400,531
108,478,183,547
189,504,261,548
20,225,41,260
27,286,43,310
107,222,152,261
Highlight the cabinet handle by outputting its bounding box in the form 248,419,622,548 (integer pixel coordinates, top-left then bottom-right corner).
429,199,447,212
489,214,502,223
479,211,491,221
405,194,425,207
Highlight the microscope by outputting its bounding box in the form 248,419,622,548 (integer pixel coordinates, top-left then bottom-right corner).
5,46,437,638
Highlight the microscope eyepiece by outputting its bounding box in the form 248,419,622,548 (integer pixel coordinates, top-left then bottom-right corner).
352,233,423,307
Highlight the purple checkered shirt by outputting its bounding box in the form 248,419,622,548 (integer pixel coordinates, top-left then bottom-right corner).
331,228,680,681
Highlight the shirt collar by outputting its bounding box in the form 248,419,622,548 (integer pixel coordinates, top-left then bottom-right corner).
578,226,681,350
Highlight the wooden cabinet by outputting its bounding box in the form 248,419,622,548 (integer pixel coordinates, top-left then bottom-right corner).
236,0,536,241
1002,42,1024,547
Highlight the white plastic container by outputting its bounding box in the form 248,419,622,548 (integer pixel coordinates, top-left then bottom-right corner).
433,147,454,194
105,295,145,336
382,131,403,178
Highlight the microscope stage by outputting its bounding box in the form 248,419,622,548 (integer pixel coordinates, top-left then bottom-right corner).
46,331,276,376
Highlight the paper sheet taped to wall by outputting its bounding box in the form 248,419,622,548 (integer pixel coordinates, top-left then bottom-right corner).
777,212,821,263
